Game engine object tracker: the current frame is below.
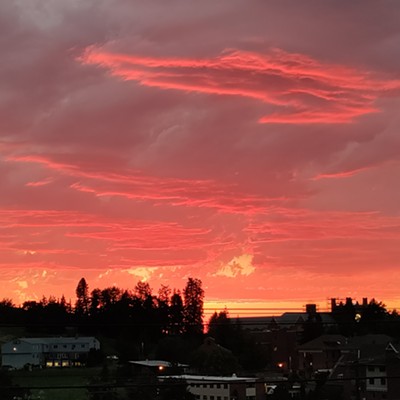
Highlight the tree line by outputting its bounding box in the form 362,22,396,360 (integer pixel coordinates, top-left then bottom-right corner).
0,277,205,360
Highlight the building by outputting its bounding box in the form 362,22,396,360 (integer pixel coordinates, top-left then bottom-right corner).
298,334,347,377
158,374,266,400
129,359,189,375
358,342,400,400
1,336,100,369
324,335,399,399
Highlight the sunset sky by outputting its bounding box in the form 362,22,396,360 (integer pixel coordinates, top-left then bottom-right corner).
1,1,400,314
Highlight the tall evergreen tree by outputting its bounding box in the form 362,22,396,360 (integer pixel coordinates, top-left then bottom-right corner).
169,290,184,335
183,278,204,336
207,309,233,349
75,277,90,315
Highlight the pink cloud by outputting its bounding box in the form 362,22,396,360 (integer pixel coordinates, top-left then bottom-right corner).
81,47,399,124
7,153,285,215
1,0,400,310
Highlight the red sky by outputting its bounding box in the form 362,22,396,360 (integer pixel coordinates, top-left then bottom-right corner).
1,1,400,315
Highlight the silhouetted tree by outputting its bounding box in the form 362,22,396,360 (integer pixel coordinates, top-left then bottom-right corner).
75,277,90,316
89,288,102,316
0,298,20,325
357,298,388,334
169,290,184,335
101,286,122,310
157,285,171,334
207,309,234,349
135,281,152,302
191,337,239,375
183,278,204,337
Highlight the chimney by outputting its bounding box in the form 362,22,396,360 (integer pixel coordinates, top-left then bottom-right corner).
345,297,353,306
306,304,317,315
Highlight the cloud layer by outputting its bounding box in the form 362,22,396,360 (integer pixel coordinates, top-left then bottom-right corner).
1,0,400,311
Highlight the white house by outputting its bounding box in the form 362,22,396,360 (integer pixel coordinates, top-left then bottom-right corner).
1,337,100,369
158,374,266,400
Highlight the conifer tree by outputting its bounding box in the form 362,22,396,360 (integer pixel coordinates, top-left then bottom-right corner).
183,278,204,336
75,277,89,315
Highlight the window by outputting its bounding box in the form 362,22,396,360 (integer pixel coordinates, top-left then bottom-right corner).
223,384,228,389
379,366,386,372
210,397,215,400
381,378,386,385
369,378,375,385
368,366,375,372
203,396,207,400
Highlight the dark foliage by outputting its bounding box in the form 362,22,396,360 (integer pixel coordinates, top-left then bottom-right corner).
0,369,30,400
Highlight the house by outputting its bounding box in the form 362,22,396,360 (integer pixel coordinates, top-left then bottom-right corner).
158,374,266,400
357,341,400,400
298,334,347,377
239,305,336,336
324,335,398,399
1,336,100,369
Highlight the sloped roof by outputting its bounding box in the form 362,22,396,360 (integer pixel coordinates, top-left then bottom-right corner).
10,337,98,345
298,334,347,350
158,374,261,382
130,360,172,368
345,334,393,348
129,360,189,368
237,316,277,331
276,313,305,325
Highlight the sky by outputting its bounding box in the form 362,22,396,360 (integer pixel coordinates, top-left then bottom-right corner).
1,0,400,314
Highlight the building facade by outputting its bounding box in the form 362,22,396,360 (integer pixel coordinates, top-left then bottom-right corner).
159,374,265,400
1,336,100,369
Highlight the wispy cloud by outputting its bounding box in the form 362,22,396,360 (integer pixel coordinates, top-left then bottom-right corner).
81,47,399,124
